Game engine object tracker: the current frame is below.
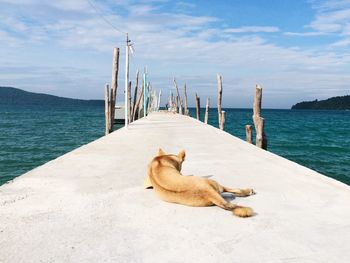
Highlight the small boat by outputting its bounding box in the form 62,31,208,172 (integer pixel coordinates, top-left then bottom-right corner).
114,104,125,124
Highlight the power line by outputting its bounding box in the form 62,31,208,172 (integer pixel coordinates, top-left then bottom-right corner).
86,0,127,35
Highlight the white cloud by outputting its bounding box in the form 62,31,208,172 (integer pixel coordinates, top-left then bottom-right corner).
287,1,350,39
284,31,327,36
331,38,350,46
224,26,279,33
309,8,350,33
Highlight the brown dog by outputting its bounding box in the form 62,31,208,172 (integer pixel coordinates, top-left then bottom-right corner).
145,149,255,217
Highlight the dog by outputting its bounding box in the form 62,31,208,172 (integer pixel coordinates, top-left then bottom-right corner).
144,149,255,217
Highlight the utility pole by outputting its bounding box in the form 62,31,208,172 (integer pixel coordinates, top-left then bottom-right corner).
125,33,131,127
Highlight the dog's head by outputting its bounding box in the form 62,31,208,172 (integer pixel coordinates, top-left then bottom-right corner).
157,148,186,171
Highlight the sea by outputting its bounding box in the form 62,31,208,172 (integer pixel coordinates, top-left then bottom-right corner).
0,105,349,186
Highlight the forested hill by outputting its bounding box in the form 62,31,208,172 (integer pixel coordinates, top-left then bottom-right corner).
291,95,350,110
0,86,103,106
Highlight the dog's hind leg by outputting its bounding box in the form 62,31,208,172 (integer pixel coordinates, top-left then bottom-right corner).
206,179,255,197
223,187,255,197
207,189,253,218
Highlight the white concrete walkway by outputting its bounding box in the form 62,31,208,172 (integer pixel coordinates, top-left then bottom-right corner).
1,112,350,263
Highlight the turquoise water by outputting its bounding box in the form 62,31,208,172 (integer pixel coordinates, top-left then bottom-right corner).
1,105,349,185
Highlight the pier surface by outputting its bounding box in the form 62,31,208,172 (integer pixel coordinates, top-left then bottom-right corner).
1,112,350,263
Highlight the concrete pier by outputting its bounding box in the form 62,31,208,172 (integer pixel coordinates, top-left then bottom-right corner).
1,112,350,262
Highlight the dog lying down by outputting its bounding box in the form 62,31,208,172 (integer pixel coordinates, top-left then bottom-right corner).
144,149,255,218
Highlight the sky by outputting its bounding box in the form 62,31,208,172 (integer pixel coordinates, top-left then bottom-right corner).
0,0,350,108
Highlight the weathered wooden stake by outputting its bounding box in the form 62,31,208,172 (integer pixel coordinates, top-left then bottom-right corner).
184,83,188,115
217,74,223,128
146,82,151,115
245,125,253,143
133,87,144,121
253,84,268,149
157,90,162,111
173,78,183,114
220,111,225,130
195,93,200,120
104,84,110,135
204,97,210,124
109,47,120,132
131,70,139,122
127,81,132,124
133,84,144,120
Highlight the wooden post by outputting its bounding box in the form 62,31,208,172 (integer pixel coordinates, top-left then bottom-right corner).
253,84,267,149
146,82,151,115
127,81,132,124
195,93,200,120
109,47,120,132
157,90,162,111
173,78,183,114
143,72,147,117
131,70,139,122
183,83,188,115
220,111,225,130
204,97,210,124
133,87,143,121
104,84,110,135
217,74,223,128
245,125,253,143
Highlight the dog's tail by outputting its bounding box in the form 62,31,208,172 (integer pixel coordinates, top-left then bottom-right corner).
232,206,254,218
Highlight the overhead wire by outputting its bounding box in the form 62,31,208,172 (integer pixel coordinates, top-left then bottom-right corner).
85,0,127,35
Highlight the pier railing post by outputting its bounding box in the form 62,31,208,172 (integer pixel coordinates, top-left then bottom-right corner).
195,93,200,120
131,70,139,123
205,97,210,124
104,84,110,135
133,87,143,121
245,125,253,143
157,90,162,111
109,47,120,132
253,85,267,149
184,83,188,115
219,111,225,130
217,74,223,128
127,81,132,124
174,78,183,114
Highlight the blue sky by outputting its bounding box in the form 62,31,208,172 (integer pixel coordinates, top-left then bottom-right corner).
0,0,350,108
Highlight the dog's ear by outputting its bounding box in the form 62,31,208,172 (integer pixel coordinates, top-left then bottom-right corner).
158,148,166,156
178,150,186,161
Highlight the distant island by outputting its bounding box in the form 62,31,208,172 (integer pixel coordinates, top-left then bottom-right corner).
0,86,103,106
291,95,350,110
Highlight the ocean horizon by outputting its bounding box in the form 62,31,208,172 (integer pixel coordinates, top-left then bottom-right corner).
0,104,349,186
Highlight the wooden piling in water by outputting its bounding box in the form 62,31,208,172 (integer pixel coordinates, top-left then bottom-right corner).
134,87,144,121
127,81,132,124
157,90,162,111
253,85,267,150
146,82,151,115
174,78,183,114
131,70,139,123
104,84,110,135
245,125,253,143
220,111,225,130
204,97,210,124
183,84,188,115
184,83,189,115
109,47,120,132
195,93,200,120
217,74,223,128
